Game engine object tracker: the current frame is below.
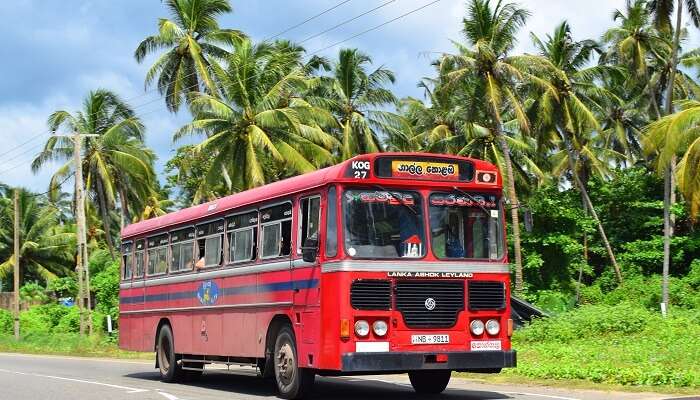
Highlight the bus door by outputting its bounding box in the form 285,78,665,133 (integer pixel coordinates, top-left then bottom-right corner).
294,194,322,306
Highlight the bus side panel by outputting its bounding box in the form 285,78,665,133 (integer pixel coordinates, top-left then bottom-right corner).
292,264,322,369
220,273,258,357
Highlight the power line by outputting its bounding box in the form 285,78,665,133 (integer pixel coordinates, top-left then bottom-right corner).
309,0,442,56
265,0,353,41
0,1,371,167
0,132,48,159
3,0,438,180
298,0,396,45
29,172,75,198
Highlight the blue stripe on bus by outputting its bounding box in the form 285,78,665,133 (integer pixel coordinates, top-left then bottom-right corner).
119,278,319,305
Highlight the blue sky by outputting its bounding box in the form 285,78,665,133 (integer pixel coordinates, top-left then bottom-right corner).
1,0,699,192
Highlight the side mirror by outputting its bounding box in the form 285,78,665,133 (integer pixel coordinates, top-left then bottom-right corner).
302,237,319,263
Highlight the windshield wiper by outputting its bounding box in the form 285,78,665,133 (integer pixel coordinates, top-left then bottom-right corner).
372,184,417,215
451,186,493,217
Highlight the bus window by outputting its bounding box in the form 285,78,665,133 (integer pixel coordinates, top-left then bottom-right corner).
343,190,425,258
298,196,321,254
196,220,224,268
260,203,292,259
147,234,169,275
121,242,133,280
326,186,338,257
428,192,503,260
134,240,145,278
170,228,195,272
227,211,258,263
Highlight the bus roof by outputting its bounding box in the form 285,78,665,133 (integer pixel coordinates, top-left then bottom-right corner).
121,152,500,239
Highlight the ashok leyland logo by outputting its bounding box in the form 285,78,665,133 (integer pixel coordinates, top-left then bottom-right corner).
424,297,436,310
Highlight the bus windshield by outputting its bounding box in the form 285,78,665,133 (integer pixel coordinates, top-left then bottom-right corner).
429,192,504,260
343,190,426,258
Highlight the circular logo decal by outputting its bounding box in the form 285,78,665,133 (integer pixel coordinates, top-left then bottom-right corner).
197,280,219,306
424,297,436,311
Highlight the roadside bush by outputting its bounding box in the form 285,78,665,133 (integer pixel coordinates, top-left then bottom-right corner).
54,307,105,334
19,307,53,334
510,303,700,387
0,309,13,335
91,260,119,327
46,277,78,299
19,282,49,304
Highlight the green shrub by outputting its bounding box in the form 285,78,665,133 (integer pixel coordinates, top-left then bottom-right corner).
92,260,119,328
46,277,78,299
19,307,52,335
0,309,13,335
53,307,105,334
577,284,604,305
89,249,114,276
19,282,49,304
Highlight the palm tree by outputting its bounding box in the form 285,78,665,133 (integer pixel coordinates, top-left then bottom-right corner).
644,100,700,219
0,189,74,284
134,0,245,112
314,48,403,160
32,90,156,258
530,21,624,284
139,194,174,221
438,0,554,293
647,0,700,314
602,0,670,120
175,39,338,191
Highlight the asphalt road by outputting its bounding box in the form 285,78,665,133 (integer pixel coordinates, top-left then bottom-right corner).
0,353,695,400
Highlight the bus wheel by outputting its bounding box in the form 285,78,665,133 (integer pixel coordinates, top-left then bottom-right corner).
273,325,315,399
408,370,451,394
157,325,183,383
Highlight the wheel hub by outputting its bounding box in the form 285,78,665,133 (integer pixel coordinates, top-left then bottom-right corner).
276,342,295,385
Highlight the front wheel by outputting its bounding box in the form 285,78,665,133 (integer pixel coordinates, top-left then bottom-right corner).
157,324,183,383
273,325,315,399
408,370,451,394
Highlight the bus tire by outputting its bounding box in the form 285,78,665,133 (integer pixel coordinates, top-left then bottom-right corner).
408,370,451,394
273,325,315,399
156,324,183,383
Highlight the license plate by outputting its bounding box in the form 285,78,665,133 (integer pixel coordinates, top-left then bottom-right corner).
411,334,450,344
470,340,501,351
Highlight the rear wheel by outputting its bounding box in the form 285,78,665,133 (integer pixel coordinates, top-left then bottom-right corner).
273,325,315,399
157,325,183,383
408,370,451,394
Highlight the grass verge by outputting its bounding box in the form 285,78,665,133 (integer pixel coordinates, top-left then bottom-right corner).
0,333,150,360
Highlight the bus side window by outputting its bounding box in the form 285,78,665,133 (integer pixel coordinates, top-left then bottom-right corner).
196,220,224,268
325,186,338,257
260,203,292,259
134,240,145,278
298,196,321,254
227,211,258,263
121,242,133,280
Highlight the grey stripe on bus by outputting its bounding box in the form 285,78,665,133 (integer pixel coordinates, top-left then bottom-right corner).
120,301,293,315
321,260,510,273
119,259,314,289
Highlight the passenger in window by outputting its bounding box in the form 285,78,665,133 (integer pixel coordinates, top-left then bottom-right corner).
195,256,205,269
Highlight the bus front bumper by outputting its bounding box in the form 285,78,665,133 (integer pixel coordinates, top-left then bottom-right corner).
340,350,516,373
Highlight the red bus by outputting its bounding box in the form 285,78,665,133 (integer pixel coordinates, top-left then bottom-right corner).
119,152,515,398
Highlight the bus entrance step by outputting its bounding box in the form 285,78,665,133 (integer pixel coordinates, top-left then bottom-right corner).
181,366,205,371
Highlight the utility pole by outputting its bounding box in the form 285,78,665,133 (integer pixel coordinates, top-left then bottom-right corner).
13,189,20,340
60,132,99,335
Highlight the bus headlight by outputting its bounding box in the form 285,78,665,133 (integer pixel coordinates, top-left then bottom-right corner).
486,319,500,335
470,319,484,335
354,320,370,337
372,320,388,336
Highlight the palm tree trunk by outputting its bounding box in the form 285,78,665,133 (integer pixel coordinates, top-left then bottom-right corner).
489,105,524,294
118,186,131,228
659,0,684,316
95,178,116,260
561,130,622,284
576,189,588,304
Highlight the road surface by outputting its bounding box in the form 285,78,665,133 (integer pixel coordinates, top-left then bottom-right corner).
0,353,695,400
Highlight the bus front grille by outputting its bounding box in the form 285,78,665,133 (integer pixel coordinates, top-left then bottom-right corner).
351,279,391,310
395,281,464,328
468,281,506,310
